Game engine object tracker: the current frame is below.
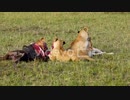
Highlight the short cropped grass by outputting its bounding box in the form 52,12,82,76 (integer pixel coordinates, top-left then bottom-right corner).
0,12,130,86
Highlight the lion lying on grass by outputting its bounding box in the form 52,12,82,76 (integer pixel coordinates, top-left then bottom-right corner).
48,38,94,62
0,37,50,63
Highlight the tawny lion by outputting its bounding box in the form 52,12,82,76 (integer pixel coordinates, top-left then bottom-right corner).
68,27,93,57
68,27,114,57
48,38,94,62
0,37,50,63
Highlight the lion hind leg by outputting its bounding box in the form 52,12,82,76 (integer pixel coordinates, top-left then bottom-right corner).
79,55,95,61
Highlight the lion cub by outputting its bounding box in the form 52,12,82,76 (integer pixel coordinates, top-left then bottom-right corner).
48,38,94,62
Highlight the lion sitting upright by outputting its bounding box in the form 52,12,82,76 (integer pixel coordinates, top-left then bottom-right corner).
69,26,114,57
68,27,93,57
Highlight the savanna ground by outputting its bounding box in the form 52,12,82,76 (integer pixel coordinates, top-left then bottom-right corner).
0,12,130,86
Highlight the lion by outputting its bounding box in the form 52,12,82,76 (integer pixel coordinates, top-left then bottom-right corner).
48,38,94,62
68,27,114,57
68,27,93,57
0,37,50,63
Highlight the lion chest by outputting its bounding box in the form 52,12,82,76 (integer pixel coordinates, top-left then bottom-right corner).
76,41,88,49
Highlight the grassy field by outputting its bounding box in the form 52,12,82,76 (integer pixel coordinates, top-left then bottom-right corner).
0,12,130,86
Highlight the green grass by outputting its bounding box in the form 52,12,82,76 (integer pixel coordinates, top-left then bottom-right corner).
0,12,130,86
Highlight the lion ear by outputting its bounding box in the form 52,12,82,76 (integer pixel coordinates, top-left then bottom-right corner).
54,37,58,41
40,37,44,40
63,41,66,45
84,27,88,32
40,37,45,42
